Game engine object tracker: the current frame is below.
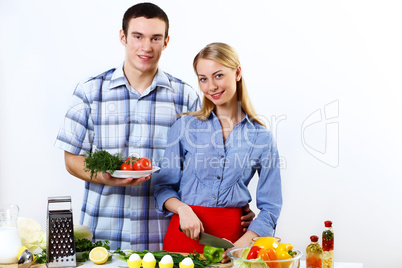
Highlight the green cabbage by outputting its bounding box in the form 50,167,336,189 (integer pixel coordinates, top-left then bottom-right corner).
17,217,46,252
74,225,93,242
232,248,269,268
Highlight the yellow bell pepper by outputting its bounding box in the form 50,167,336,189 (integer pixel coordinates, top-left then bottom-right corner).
275,243,294,268
253,237,279,250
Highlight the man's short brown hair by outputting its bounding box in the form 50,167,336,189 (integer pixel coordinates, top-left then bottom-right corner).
122,2,169,38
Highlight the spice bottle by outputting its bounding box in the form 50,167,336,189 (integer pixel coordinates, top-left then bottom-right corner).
306,235,322,268
322,220,334,268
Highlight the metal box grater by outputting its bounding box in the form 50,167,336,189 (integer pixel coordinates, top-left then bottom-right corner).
46,196,76,267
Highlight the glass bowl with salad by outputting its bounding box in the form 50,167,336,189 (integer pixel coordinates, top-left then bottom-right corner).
228,237,302,268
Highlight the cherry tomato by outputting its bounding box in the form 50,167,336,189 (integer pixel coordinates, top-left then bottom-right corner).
121,157,138,170
120,163,132,170
133,158,152,170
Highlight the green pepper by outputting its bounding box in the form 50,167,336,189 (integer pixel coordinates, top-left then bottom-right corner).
203,246,224,263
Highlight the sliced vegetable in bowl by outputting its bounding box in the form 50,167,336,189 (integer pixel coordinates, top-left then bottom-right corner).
228,246,302,268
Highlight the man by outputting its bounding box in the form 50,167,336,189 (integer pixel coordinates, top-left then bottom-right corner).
55,2,253,251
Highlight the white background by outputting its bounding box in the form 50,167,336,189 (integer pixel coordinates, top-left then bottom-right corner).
1,1,401,267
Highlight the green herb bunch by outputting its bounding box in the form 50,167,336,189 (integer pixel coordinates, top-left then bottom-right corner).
84,150,123,180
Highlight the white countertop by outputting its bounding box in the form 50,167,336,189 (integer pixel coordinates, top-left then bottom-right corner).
76,258,363,268
299,260,363,268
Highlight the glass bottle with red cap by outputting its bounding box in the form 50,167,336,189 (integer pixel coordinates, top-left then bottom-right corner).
322,220,334,268
306,235,322,268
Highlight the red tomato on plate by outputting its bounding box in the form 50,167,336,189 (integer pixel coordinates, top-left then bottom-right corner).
121,157,138,170
120,163,132,170
133,158,152,170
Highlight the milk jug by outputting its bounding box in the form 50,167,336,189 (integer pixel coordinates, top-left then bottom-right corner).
0,204,22,264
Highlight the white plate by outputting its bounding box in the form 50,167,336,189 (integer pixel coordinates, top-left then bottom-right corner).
108,167,160,178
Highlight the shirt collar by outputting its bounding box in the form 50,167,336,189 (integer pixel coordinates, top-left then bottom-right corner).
209,109,256,128
108,63,174,92
109,64,128,89
151,68,174,92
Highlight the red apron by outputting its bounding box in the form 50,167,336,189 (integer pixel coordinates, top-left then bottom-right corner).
163,205,243,253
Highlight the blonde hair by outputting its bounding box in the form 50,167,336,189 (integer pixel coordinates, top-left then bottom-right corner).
186,42,265,127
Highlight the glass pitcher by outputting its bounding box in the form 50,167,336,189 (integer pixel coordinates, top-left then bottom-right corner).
0,204,23,264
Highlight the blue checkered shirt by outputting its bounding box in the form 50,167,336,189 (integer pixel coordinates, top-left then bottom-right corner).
55,64,200,250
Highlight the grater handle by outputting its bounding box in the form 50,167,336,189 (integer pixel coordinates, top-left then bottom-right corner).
47,196,72,211
48,196,72,203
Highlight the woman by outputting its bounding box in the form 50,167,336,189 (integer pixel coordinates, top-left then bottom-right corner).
154,43,282,257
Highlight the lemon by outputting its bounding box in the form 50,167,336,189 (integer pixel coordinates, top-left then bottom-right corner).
252,237,279,249
17,246,37,264
89,247,109,265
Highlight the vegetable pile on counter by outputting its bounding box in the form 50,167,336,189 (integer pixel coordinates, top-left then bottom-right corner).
31,223,208,266
33,224,111,264
234,237,298,268
115,249,208,268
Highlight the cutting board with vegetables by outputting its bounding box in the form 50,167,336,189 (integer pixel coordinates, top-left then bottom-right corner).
28,252,232,268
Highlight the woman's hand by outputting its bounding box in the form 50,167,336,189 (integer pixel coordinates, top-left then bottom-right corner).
240,204,255,232
221,230,259,263
177,205,204,240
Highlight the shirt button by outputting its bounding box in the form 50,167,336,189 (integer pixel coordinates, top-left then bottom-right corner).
217,176,221,180
220,155,224,158
212,196,216,200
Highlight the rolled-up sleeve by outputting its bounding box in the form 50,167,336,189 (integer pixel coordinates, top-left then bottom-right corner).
54,82,94,155
153,118,186,216
248,134,282,237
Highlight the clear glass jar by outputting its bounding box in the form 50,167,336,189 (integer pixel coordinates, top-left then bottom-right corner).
306,235,322,268
0,204,22,264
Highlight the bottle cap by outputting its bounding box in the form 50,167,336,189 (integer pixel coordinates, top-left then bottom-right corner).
310,235,319,242
324,220,332,227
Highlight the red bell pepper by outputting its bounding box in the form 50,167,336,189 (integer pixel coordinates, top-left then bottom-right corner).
246,246,261,260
